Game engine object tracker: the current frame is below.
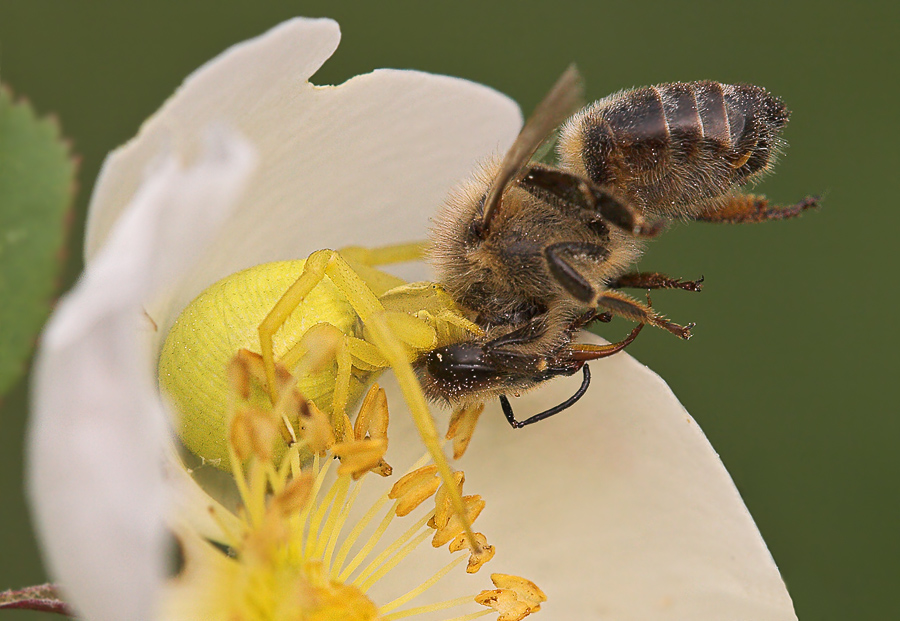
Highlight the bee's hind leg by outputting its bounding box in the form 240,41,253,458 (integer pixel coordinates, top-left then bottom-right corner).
695,193,819,224
596,289,694,339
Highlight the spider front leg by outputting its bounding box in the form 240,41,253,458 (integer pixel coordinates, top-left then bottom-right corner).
363,313,484,551
339,241,427,266
259,250,338,402
263,249,481,551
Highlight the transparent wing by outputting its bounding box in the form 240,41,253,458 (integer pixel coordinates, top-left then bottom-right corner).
481,65,585,232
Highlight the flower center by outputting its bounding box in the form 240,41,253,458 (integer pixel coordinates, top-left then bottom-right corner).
162,352,544,621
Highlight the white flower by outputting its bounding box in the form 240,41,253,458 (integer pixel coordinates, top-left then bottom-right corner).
27,17,797,621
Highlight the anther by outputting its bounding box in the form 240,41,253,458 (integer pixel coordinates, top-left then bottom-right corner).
431,495,485,547
389,465,440,516
332,438,388,479
491,574,547,611
449,532,495,573
446,403,485,459
296,396,335,455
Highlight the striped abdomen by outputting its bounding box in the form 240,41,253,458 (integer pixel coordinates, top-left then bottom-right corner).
559,81,789,217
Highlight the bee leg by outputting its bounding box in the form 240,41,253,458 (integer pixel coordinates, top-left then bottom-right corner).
608,271,704,292
500,323,642,429
596,289,694,339
544,241,610,303
519,166,646,234
500,365,592,428
695,193,819,224
569,322,644,361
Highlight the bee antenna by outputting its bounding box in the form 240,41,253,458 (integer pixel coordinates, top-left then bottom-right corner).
500,364,592,429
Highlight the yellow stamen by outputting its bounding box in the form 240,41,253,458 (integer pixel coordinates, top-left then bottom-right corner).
379,552,469,614
166,343,546,621
357,529,433,592
304,467,347,559
355,383,389,440
337,500,402,582
432,472,466,531
450,533,496,573
382,596,490,621
491,574,547,611
332,438,389,478
296,395,335,455
312,475,352,559
446,403,485,459
433,496,485,548
350,512,433,586
389,465,441,517
322,479,362,571
475,589,532,621
331,453,433,579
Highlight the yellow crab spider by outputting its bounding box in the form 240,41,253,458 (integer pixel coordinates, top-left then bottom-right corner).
160,242,484,548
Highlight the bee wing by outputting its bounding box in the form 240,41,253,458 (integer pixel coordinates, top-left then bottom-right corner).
481,65,585,232
518,165,645,234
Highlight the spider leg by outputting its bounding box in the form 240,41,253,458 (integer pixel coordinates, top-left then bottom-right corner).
287,250,480,551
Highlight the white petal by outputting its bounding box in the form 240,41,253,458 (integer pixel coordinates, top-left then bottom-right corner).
84,18,522,338
28,129,257,621
164,449,242,544
379,337,796,620
84,17,341,260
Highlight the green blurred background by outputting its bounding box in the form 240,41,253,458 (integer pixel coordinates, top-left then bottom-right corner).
0,1,896,619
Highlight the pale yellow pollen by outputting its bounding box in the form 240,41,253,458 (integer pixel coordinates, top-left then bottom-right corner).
332,438,388,479
270,471,315,517
296,395,336,455
229,407,280,462
433,471,466,531
389,465,441,517
475,589,532,621
446,402,485,459
491,574,547,612
284,321,344,374
355,384,389,441
431,495,486,548
450,532,495,573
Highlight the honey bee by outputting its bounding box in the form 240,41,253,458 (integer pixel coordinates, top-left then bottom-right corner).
420,66,817,427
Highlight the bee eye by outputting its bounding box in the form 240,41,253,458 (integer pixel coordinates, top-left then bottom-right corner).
425,345,496,382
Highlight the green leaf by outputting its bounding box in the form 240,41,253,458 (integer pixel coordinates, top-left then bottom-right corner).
0,86,77,397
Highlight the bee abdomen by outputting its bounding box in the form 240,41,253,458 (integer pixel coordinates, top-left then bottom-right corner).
561,81,789,216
